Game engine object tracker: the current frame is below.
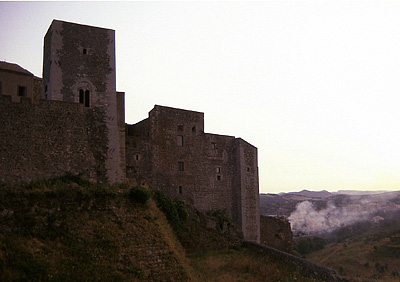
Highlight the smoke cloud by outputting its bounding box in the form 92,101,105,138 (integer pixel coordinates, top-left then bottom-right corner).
289,201,371,234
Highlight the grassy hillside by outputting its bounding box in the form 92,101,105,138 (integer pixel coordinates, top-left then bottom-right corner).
305,230,400,281
0,176,193,281
0,175,340,281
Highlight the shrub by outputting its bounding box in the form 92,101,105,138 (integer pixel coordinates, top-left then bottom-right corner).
152,191,188,230
293,236,327,256
129,185,151,204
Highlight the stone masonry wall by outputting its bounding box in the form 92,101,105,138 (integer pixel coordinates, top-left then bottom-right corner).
0,95,96,183
260,215,293,253
42,20,124,183
234,138,260,243
126,105,260,242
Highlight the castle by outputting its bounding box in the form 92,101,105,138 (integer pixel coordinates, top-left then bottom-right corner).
0,20,260,242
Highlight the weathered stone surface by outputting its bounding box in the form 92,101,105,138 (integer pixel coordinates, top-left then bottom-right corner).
260,215,293,252
126,105,260,242
0,20,260,246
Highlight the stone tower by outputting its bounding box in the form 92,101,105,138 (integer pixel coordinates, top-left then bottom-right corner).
42,20,125,183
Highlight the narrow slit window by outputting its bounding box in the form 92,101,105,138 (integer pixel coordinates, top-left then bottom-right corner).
216,167,221,173
83,48,87,54
178,162,184,171
178,185,183,194
177,135,183,147
217,175,221,181
211,143,216,150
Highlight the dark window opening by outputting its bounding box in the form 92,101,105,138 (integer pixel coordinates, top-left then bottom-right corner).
211,143,216,150
177,135,183,147
217,175,221,181
216,167,221,173
178,162,184,171
45,84,48,93
135,154,140,161
247,167,250,172
79,89,84,103
84,90,90,107
192,126,196,133
178,125,183,131
178,185,183,194
83,48,87,55
18,86,26,97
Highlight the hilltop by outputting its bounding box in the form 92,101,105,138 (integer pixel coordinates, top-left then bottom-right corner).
0,176,346,281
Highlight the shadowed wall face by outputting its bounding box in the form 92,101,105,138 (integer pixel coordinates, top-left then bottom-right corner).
42,20,124,183
126,105,260,242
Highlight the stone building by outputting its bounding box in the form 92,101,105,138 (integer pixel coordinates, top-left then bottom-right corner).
42,20,126,183
126,105,260,242
0,61,41,103
0,19,260,242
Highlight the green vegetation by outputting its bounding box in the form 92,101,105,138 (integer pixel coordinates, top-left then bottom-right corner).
0,175,343,281
293,236,327,257
129,185,151,204
153,191,188,232
306,229,400,281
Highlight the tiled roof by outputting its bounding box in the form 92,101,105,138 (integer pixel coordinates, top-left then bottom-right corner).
0,61,33,76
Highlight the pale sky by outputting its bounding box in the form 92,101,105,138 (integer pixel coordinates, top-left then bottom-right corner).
1,1,400,193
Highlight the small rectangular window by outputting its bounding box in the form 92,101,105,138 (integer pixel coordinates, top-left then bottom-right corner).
178,185,183,194
211,143,216,150
178,162,184,171
177,135,183,147
83,48,87,54
217,175,221,181
18,86,26,97
216,167,221,173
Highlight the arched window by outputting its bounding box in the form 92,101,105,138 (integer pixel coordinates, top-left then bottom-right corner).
79,89,84,104
84,90,90,107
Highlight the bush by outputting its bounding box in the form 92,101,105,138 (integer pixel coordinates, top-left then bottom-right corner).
293,236,327,256
129,186,151,204
152,191,188,231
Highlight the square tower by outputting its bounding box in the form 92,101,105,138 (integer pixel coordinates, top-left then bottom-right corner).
42,19,116,103
42,20,124,183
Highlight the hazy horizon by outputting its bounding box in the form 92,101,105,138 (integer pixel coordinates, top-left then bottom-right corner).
1,1,400,194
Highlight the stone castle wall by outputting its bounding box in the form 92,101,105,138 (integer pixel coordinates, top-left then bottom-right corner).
42,20,124,183
0,95,96,183
260,215,293,252
126,105,260,242
0,19,260,244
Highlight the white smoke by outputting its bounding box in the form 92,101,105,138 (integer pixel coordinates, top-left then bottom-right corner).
288,201,371,234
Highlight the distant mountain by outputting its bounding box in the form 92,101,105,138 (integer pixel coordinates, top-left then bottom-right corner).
333,190,390,195
285,190,333,199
